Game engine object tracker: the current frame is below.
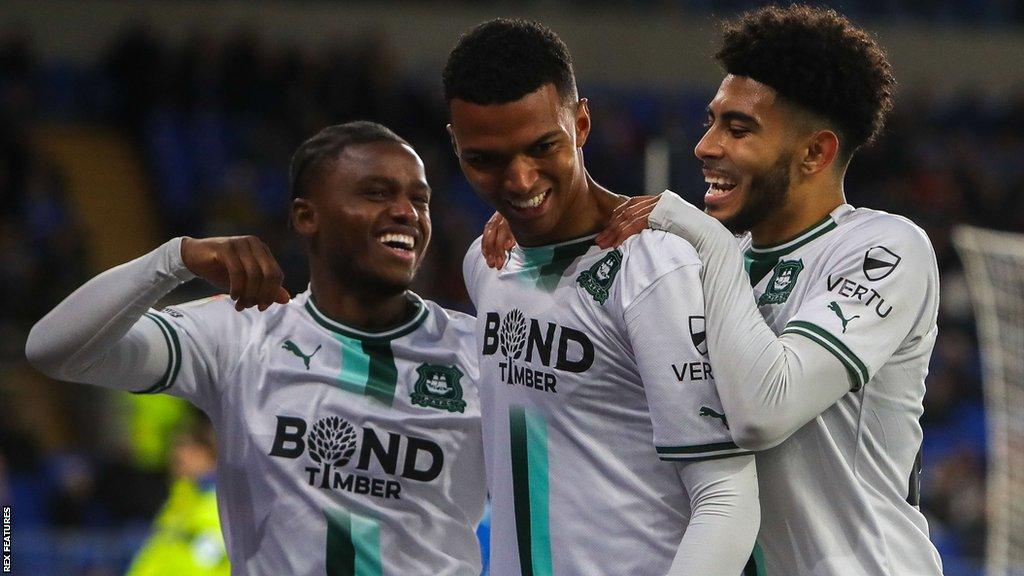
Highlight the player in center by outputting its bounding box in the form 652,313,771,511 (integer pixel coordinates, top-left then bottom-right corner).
445,19,758,575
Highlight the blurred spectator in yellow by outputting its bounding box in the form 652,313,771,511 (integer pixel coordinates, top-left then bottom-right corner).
125,418,227,576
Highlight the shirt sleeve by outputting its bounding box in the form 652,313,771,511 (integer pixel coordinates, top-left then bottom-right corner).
624,261,751,462
26,238,193,391
142,295,259,410
666,454,760,576
781,219,939,392
647,191,937,451
647,192,852,449
25,237,258,413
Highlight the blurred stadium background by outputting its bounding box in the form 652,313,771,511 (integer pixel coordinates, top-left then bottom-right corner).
1,1,1023,574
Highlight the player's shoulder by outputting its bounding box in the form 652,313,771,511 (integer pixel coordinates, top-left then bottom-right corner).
619,229,701,272
609,230,702,311
410,297,478,366
462,235,489,297
464,235,485,268
419,298,476,338
160,293,252,326
156,292,270,346
833,206,936,265
836,206,933,250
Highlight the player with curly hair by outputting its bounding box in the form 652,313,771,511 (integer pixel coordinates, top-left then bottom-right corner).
585,5,943,574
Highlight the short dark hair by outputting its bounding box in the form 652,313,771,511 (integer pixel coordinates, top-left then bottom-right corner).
289,121,409,199
716,5,895,156
443,18,577,106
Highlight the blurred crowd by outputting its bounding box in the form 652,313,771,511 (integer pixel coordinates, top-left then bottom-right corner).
1,8,1022,575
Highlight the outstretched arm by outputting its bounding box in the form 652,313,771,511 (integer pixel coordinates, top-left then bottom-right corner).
26,236,288,391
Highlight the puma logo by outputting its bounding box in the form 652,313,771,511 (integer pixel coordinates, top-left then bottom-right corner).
282,340,321,370
828,301,860,333
699,406,729,429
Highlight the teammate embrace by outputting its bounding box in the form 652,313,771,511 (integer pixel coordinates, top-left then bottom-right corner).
27,5,942,576
482,6,942,575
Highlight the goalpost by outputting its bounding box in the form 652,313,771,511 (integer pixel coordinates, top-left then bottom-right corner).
953,226,1024,576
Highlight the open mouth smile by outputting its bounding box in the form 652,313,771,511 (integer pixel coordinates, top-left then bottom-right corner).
378,232,417,260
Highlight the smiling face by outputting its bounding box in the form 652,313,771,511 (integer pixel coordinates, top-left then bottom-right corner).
695,75,802,234
294,141,431,294
448,83,591,246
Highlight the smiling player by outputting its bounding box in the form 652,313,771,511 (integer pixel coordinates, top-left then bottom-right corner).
446,19,758,576
592,6,943,575
26,122,486,575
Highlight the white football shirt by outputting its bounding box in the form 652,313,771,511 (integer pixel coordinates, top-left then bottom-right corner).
145,290,486,576
738,204,942,575
464,231,752,576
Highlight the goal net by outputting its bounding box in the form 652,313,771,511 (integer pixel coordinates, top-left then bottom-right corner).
953,226,1024,576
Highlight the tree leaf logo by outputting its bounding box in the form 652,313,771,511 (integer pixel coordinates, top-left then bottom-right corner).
307,416,358,467
499,308,527,360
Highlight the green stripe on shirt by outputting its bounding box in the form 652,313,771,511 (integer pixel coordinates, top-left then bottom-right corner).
324,508,382,576
134,312,181,394
509,406,553,576
362,340,398,406
783,320,869,391
516,237,594,293
334,336,399,406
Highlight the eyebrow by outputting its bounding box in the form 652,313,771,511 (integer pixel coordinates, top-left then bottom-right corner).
461,129,564,156
707,107,762,129
358,175,431,194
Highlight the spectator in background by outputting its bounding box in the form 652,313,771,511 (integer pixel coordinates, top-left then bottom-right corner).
126,417,228,576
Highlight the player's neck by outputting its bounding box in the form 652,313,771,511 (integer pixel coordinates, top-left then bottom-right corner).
750,178,845,247
308,272,416,333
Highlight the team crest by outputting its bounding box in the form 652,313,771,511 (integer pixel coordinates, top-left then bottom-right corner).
411,364,466,413
758,259,805,305
577,249,623,305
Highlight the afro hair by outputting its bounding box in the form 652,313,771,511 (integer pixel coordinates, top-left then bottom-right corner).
716,5,895,154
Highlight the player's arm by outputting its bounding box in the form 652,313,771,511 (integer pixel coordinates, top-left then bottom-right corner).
668,456,759,576
625,262,759,575
627,192,930,451
26,236,288,392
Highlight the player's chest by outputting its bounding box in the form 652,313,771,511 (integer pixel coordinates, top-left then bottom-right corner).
252,329,473,408
227,332,479,451
223,336,479,503
749,250,823,332
473,272,629,406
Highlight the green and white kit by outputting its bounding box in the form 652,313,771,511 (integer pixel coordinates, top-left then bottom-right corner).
26,238,486,576
463,230,757,576
651,194,944,576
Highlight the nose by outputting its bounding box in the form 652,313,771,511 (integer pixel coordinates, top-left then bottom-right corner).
503,155,538,195
388,194,419,224
694,129,723,162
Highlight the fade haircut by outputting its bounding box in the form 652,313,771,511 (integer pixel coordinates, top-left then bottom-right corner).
443,18,578,106
289,121,409,199
716,5,895,157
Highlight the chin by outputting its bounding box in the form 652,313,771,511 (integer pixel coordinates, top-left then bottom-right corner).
375,269,418,293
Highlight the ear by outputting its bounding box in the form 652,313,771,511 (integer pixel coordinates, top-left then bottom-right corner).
574,98,591,148
800,130,840,176
446,123,460,159
291,198,318,237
